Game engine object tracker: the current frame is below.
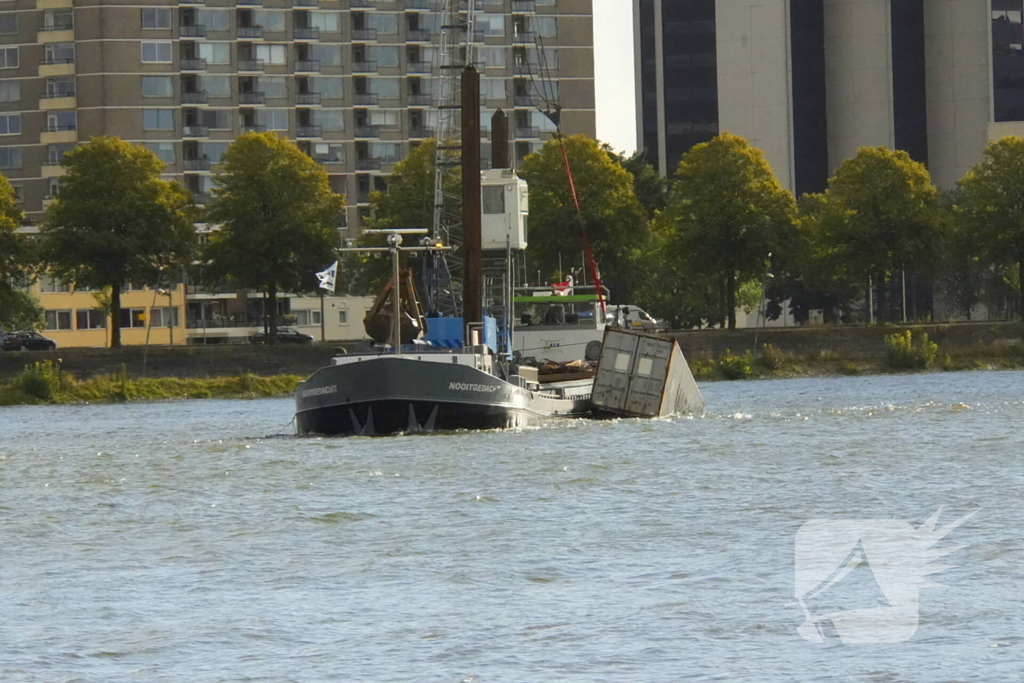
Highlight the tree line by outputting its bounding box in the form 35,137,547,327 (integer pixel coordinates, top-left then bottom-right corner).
4,131,1024,345
0,134,341,346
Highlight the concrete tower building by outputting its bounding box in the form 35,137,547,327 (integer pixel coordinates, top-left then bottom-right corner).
635,0,1004,195
0,0,595,232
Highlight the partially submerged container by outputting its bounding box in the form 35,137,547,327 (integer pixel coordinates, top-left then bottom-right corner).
591,328,705,418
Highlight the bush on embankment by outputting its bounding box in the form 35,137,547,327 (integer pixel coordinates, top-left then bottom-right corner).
0,361,301,406
884,330,938,370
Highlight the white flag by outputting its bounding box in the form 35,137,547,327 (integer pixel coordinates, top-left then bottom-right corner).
316,261,338,293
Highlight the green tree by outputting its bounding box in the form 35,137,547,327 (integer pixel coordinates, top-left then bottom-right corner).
519,135,648,300
956,136,1024,319
40,137,195,347
337,140,448,296
203,133,344,343
661,132,798,329
617,149,667,219
0,173,44,331
814,146,945,324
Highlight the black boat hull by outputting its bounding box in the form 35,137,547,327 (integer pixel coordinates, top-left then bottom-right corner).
294,354,591,436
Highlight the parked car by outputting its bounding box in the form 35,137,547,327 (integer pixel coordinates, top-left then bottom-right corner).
605,305,662,332
249,327,314,344
1,330,58,351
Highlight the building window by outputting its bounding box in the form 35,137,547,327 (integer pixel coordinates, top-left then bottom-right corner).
312,142,345,163
0,148,22,170
295,310,321,326
318,109,345,132
367,12,398,34
202,76,232,98
117,308,147,328
255,43,287,65
477,14,505,37
144,142,176,164
0,47,18,69
141,41,172,63
143,109,174,131
367,46,399,67
11,184,22,202
42,9,72,30
142,75,174,97
201,109,231,130
0,14,17,35
260,76,287,99
311,44,342,66
258,109,289,131
47,110,75,131
338,310,348,324
45,76,74,97
0,113,20,135
76,309,107,330
253,11,285,32
199,42,231,65
310,12,340,32
0,81,18,102
535,16,557,38
199,10,230,32
45,310,73,331
316,77,344,99
149,307,179,328
39,275,71,293
141,8,172,29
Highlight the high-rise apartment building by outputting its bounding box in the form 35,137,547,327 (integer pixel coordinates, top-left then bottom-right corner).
635,0,1011,195
0,0,595,233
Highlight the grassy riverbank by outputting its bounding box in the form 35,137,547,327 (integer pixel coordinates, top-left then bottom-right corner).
0,361,302,407
689,341,1024,381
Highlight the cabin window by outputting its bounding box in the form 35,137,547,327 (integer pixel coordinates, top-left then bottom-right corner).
482,186,504,214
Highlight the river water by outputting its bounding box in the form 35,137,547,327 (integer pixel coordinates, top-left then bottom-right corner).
1,371,1022,682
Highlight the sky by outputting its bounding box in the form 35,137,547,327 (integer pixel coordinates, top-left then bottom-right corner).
592,0,638,155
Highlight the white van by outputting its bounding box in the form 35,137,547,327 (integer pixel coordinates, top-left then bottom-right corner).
606,305,661,332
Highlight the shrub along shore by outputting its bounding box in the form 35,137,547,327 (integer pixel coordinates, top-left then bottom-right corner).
1,330,1022,407
0,361,302,407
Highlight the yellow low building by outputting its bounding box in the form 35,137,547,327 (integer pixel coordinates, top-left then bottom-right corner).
29,276,187,348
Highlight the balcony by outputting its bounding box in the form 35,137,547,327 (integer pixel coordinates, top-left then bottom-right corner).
191,192,211,205
182,90,209,104
512,30,534,43
39,56,75,65
351,28,377,41
513,94,534,107
241,124,267,133
238,26,263,38
182,125,210,137
354,125,379,138
356,189,371,203
351,61,377,73
239,91,265,104
294,0,318,5
408,93,432,106
406,29,430,42
350,0,373,6
512,0,534,10
356,158,382,171
184,158,211,171
409,127,435,139
512,62,535,76
237,0,262,5
238,59,265,71
515,126,539,138
296,125,322,137
296,92,321,105
405,0,431,8
295,27,319,40
180,24,207,37
38,22,74,31
181,58,207,70
407,61,431,74
41,90,75,98
44,124,76,132
295,60,321,72
353,93,378,105
179,0,205,5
